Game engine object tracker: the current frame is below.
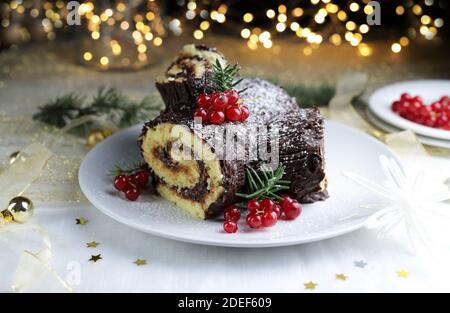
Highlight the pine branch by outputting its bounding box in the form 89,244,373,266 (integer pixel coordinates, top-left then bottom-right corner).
235,164,290,201
284,84,335,108
268,78,335,108
32,87,163,132
33,93,86,128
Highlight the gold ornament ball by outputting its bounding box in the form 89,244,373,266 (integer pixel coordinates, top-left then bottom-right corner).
86,128,115,149
1,210,14,223
6,196,34,223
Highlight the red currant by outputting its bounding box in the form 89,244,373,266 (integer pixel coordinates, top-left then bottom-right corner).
196,93,211,108
224,205,241,222
282,200,302,220
125,188,140,201
246,199,260,213
437,114,449,127
400,93,412,101
407,101,421,115
194,107,209,122
440,96,449,103
114,175,129,191
262,211,278,227
223,221,238,233
133,170,149,187
416,116,426,125
210,92,220,102
431,102,443,112
392,101,401,113
397,102,408,115
225,105,242,122
424,116,437,127
209,110,225,125
226,89,239,105
246,213,262,228
212,93,228,111
445,107,450,116
280,194,294,203
273,204,282,218
260,198,274,212
413,96,423,103
419,105,431,117
239,105,249,122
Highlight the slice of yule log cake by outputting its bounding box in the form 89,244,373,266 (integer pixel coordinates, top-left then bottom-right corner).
155,44,227,114
139,47,327,219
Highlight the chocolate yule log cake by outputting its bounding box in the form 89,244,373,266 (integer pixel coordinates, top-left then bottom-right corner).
139,45,327,219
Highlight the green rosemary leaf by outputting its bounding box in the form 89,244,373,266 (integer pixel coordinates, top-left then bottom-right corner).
249,166,264,190
108,160,147,177
211,59,242,92
237,164,291,200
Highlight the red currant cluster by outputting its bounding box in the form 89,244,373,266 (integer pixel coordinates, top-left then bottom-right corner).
392,93,450,130
223,195,302,233
194,89,249,125
113,170,150,201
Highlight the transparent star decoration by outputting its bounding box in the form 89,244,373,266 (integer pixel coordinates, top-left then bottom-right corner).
343,155,450,253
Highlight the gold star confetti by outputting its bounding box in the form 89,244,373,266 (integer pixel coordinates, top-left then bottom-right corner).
86,241,100,248
336,273,348,281
89,254,102,262
396,269,409,278
133,259,147,266
304,281,317,290
76,217,88,225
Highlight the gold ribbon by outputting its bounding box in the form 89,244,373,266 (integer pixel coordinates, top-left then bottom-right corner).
0,143,72,292
0,143,53,209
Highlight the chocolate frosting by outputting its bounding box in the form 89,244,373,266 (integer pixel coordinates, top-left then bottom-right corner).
140,78,327,218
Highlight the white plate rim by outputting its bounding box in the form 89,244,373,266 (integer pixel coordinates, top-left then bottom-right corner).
79,120,399,248
365,108,450,149
368,79,450,141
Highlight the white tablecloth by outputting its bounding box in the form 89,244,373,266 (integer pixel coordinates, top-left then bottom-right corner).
1,41,450,293
2,177,450,293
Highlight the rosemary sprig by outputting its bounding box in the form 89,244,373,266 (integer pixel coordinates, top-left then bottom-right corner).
209,59,242,92
235,164,290,201
108,160,147,177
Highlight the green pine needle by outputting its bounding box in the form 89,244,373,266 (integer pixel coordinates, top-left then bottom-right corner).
268,78,335,108
32,87,163,133
236,164,290,201
284,83,335,108
33,93,86,128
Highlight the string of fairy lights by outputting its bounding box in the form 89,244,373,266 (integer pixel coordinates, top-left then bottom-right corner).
171,0,446,57
0,0,447,69
77,0,165,69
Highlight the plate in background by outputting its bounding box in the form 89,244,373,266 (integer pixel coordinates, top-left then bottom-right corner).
365,108,450,149
368,80,450,141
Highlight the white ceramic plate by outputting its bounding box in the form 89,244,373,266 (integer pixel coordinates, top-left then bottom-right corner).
368,80,450,141
365,108,450,149
79,121,398,248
